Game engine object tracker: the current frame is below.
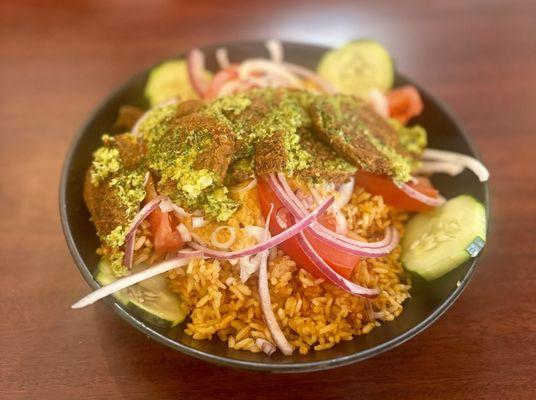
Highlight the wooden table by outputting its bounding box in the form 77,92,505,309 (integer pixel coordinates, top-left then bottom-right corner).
1,1,535,399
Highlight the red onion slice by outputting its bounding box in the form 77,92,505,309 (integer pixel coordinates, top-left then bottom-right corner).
71,252,202,309
269,174,399,255
186,197,333,260
187,48,210,96
294,230,380,298
123,196,165,270
275,173,397,249
395,181,446,207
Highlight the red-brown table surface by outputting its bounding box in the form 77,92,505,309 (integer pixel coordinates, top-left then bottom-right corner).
1,1,535,399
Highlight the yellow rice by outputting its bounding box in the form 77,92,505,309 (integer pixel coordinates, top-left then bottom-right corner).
160,186,411,355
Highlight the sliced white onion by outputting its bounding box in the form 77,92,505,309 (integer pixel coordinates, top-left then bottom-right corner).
186,197,333,260
256,338,277,355
142,172,150,188
334,211,348,235
210,226,236,250
295,189,314,210
276,208,290,229
217,79,251,97
215,47,230,69
422,148,489,182
265,40,284,63
230,178,257,194
415,160,465,176
309,186,326,207
176,223,191,242
241,205,273,283
332,177,355,213
238,59,303,88
257,207,293,356
269,247,277,261
396,181,446,207
187,48,210,96
159,198,190,217
158,199,174,213
282,62,337,93
192,216,207,229
123,196,165,270
243,225,265,243
368,89,389,118
239,254,261,283
131,98,179,137
71,252,202,309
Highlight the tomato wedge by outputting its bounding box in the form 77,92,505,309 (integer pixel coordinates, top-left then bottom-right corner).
148,210,184,253
387,85,423,125
203,66,239,100
257,178,358,278
355,170,439,212
144,175,184,253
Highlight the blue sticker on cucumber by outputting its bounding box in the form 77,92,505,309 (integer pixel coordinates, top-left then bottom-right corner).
466,236,485,257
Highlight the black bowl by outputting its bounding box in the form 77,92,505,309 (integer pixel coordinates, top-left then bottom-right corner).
60,40,489,372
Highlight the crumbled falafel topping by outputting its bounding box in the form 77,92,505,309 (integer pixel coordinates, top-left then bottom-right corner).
90,144,122,186
390,119,427,157
85,87,417,264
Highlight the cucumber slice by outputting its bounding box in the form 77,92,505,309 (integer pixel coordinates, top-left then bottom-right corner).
95,260,188,328
317,39,394,97
95,260,129,304
144,59,212,106
401,195,487,280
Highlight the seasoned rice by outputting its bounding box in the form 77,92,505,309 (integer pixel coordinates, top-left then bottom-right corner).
161,186,411,355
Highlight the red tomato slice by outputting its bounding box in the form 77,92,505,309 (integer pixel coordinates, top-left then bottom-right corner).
144,175,184,254
148,209,184,254
203,66,239,100
355,170,439,212
387,85,423,125
257,178,358,279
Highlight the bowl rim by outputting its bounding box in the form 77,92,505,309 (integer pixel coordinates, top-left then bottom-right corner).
59,39,490,373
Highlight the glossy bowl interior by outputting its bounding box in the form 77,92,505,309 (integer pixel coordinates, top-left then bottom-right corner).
60,41,489,372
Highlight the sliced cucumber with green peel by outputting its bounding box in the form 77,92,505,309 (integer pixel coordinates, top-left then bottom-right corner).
144,59,212,106
95,260,129,304
95,260,188,328
317,39,394,97
401,195,487,280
